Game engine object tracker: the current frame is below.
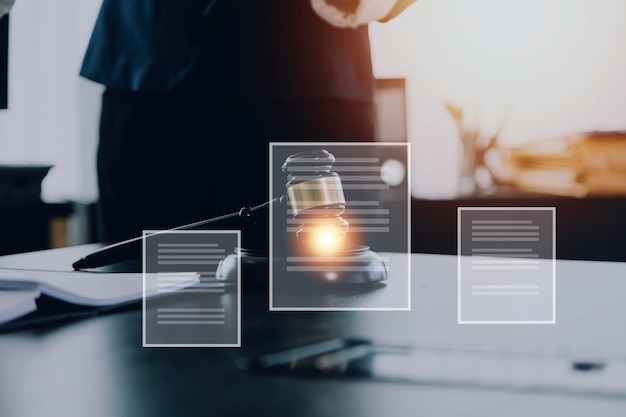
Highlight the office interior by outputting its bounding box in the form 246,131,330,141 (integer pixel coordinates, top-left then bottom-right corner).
1,0,625,260
1,1,626,416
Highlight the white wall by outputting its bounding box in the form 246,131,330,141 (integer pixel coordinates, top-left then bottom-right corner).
0,0,102,203
370,0,626,198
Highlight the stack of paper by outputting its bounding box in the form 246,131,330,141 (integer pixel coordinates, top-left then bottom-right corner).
0,289,40,324
0,269,199,326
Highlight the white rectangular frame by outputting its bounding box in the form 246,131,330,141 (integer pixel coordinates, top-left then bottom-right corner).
269,142,411,312
457,207,556,324
142,229,241,347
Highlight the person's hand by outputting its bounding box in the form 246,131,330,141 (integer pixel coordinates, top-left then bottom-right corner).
326,0,361,15
0,0,16,18
310,0,397,28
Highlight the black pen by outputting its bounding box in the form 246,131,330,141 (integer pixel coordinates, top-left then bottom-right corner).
236,338,346,371
235,337,381,376
239,339,626,398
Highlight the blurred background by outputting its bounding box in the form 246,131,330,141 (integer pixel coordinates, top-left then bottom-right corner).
0,0,625,259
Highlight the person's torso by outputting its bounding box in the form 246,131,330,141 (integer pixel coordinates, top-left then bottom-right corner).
80,0,374,102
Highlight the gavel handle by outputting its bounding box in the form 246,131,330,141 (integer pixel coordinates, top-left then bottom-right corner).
72,198,282,270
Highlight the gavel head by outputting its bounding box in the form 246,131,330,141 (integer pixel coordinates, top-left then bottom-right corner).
282,149,349,254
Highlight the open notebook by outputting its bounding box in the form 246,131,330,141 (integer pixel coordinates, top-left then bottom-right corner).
0,268,199,328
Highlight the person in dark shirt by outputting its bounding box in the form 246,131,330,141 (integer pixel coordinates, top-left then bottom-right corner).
79,0,416,244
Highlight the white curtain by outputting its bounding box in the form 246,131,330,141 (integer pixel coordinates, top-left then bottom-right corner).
0,0,102,203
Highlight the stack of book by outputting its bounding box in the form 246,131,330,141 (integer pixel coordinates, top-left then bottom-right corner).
499,130,626,197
